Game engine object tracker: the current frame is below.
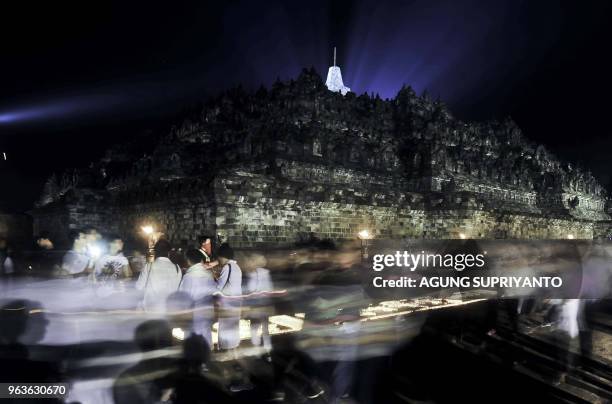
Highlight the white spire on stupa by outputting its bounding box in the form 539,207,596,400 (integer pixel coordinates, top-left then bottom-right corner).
325,47,351,95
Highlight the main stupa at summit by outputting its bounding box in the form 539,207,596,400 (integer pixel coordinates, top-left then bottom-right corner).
325,47,351,95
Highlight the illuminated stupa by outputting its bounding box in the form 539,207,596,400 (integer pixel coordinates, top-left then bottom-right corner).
325,47,351,95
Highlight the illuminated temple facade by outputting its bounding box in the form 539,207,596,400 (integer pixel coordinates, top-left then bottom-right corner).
32,67,612,246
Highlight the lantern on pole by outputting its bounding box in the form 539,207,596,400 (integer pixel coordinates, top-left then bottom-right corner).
358,229,373,261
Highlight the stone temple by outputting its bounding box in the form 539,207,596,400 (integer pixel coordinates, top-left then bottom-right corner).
31,60,612,247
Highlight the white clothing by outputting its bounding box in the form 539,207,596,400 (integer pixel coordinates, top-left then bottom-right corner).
1,256,14,275
557,299,580,338
179,263,217,345
217,260,242,297
245,267,273,294
198,248,212,263
245,268,273,349
94,253,130,297
180,263,217,301
136,257,182,312
94,253,129,277
62,250,89,274
216,260,242,349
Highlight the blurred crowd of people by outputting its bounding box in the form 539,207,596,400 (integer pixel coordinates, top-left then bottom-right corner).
0,230,367,403
1,230,281,353
0,231,611,402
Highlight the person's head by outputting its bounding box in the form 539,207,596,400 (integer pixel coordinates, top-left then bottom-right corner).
83,227,100,243
67,229,85,251
36,231,54,250
242,252,267,272
185,248,204,267
183,333,211,370
124,238,146,257
154,239,172,259
197,235,214,255
217,243,234,265
252,252,267,269
67,230,79,245
334,247,359,269
0,301,28,344
0,300,48,345
107,234,124,255
133,320,173,352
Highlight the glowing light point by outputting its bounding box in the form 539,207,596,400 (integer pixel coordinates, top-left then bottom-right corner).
325,47,351,95
358,229,372,240
142,225,154,235
459,233,467,239
172,327,185,341
567,234,575,239
88,244,102,259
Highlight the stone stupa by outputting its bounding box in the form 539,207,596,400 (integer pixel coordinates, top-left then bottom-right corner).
325,47,351,95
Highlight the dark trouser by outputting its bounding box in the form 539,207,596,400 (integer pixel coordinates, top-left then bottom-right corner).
579,301,595,359
554,331,574,374
503,299,519,333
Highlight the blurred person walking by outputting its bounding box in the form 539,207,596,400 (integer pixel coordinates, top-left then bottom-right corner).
113,320,178,404
59,229,92,277
179,248,217,346
26,231,58,274
94,234,132,297
577,241,612,363
0,236,15,277
136,239,182,312
0,237,16,292
171,334,237,403
214,243,242,351
243,252,274,351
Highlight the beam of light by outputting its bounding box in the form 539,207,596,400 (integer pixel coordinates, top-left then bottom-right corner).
0,94,125,125
337,0,562,104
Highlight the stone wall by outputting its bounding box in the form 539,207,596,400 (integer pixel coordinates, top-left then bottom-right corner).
115,198,216,245
0,213,33,246
593,221,612,240
212,170,594,247
421,210,593,240
217,203,593,248
32,189,112,247
32,205,70,247
30,169,602,247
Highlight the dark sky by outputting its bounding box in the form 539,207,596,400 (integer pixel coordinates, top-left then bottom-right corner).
1,0,611,212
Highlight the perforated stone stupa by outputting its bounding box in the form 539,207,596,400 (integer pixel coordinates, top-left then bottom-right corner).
325,47,351,95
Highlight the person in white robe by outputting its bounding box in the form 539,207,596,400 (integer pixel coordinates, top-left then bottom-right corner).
136,239,182,313
179,249,217,346
243,253,274,350
214,243,242,350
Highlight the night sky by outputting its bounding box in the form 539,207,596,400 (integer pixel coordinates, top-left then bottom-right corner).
1,0,611,212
